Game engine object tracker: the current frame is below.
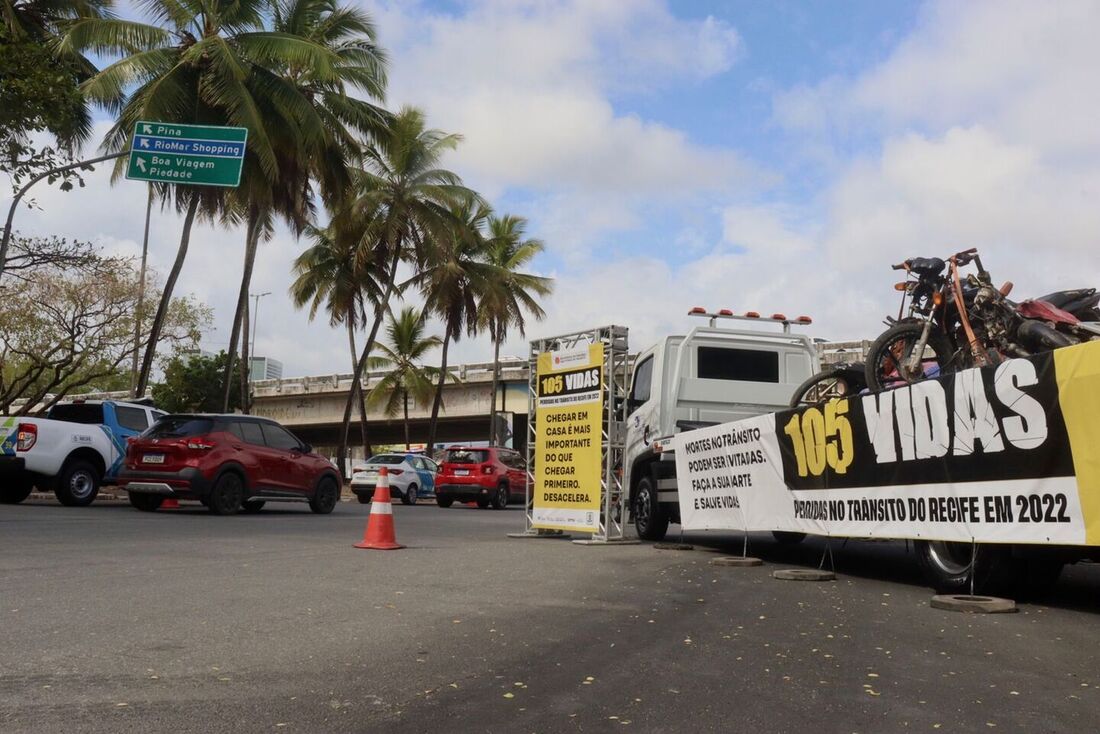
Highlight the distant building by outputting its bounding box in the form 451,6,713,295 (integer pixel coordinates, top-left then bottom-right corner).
250,357,283,381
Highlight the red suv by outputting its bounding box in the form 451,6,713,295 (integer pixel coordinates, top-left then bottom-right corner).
118,414,342,515
435,446,527,510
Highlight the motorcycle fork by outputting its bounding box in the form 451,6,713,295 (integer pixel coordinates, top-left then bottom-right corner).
904,320,933,377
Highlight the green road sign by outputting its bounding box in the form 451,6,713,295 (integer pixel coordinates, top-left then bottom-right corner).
126,121,248,187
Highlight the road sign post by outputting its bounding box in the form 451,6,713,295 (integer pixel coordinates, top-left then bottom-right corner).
126,121,247,187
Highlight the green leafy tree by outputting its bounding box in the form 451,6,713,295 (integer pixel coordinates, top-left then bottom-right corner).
0,234,209,413
152,351,242,413
366,306,451,450
480,214,552,442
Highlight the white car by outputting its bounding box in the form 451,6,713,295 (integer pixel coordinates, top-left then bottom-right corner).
350,453,439,505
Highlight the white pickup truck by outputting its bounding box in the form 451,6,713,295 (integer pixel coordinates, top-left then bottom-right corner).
624,310,819,540
0,399,165,506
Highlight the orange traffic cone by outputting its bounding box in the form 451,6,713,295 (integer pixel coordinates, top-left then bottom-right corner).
161,497,180,510
354,467,404,550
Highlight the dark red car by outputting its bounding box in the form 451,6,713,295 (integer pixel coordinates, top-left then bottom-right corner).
434,446,527,509
118,414,341,515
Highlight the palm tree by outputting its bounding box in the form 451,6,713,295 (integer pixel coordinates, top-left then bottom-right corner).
330,106,471,477
219,0,389,410
480,214,552,442
60,0,367,397
366,306,450,450
414,198,496,452
2,0,109,40
290,222,385,454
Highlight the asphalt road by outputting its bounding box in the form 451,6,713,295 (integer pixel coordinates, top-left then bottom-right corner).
3,497,1100,733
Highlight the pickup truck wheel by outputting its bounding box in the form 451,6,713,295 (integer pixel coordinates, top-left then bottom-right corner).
309,477,339,514
915,540,1014,595
0,477,34,504
634,475,669,541
207,472,243,515
436,497,454,508
129,493,164,512
772,531,807,545
242,500,265,513
54,460,100,507
490,483,508,510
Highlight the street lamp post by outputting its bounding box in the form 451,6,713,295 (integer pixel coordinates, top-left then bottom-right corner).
250,291,272,367
250,291,271,379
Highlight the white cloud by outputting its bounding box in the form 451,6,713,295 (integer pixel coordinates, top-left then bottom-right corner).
368,0,756,256
767,0,1100,337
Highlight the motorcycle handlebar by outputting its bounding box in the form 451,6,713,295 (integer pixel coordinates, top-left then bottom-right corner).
952,247,979,264
891,262,908,271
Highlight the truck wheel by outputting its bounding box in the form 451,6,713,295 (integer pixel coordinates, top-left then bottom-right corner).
309,476,339,514
634,475,669,541
436,497,454,508
207,472,243,515
772,531,806,545
915,540,1014,595
490,483,508,510
54,460,100,507
129,493,164,512
0,477,34,504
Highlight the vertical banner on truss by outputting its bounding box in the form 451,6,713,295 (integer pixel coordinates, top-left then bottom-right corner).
532,343,604,532
521,325,629,541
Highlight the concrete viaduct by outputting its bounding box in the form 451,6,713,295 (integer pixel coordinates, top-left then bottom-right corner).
249,358,532,458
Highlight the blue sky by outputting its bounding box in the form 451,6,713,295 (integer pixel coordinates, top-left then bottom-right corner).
11,0,1100,377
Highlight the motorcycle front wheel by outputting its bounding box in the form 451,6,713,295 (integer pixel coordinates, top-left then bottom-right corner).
789,365,865,408
865,321,956,392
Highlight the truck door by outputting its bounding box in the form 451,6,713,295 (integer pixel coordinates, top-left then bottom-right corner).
624,353,657,475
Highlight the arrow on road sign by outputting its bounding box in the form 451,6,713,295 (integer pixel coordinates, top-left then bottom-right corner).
135,157,147,173
143,124,153,134
140,138,150,148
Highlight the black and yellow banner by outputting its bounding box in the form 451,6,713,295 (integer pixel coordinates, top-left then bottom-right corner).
676,341,1100,545
533,343,604,532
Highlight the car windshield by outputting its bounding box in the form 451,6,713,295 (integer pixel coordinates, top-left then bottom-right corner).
365,454,406,465
444,449,489,464
145,417,214,438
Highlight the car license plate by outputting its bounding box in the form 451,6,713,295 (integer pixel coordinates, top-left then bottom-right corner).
455,469,469,476
142,454,165,464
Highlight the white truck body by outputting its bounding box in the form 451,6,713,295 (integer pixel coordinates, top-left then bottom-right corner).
0,400,164,505
623,317,818,533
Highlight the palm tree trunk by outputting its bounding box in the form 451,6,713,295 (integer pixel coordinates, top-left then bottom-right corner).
403,389,410,450
135,196,199,396
347,317,372,458
336,249,401,479
222,213,261,412
425,321,453,452
489,329,501,443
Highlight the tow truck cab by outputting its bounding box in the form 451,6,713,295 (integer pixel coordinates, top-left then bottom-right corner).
623,312,819,540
